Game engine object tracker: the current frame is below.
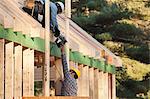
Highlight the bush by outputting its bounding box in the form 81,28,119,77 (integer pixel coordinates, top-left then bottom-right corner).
72,14,97,27
95,3,133,25
125,45,150,64
95,33,112,41
110,22,143,39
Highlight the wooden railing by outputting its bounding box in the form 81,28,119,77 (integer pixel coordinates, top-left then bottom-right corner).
23,96,89,99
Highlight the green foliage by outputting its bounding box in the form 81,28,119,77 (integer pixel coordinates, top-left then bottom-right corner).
87,1,96,10
87,0,106,10
95,3,133,25
110,22,143,39
125,45,150,64
104,41,149,64
103,41,125,56
95,33,112,41
72,14,97,28
116,58,150,98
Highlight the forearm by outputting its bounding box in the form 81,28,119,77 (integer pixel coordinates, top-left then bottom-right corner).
61,53,69,75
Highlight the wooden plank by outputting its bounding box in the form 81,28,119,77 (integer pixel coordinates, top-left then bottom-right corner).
29,49,34,96
89,67,94,99
23,49,30,96
104,73,109,99
55,59,63,96
0,39,4,99
0,13,4,25
77,64,82,96
5,42,14,99
98,71,104,99
0,7,14,28
13,18,23,32
108,74,112,99
14,45,23,99
43,0,50,96
4,14,14,28
82,66,89,96
23,96,89,99
112,74,116,99
94,69,99,99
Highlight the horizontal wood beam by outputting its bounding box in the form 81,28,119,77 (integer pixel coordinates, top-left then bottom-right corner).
23,96,89,99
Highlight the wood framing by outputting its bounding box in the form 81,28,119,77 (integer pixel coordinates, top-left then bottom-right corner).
22,96,89,99
14,45,23,99
108,74,112,99
82,66,89,96
112,75,116,99
77,64,83,96
55,59,63,96
0,39,4,99
29,49,34,96
98,71,104,99
89,67,94,99
23,49,31,96
104,73,109,99
5,42,14,99
94,69,99,99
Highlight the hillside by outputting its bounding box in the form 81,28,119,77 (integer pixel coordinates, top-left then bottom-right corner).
70,0,150,98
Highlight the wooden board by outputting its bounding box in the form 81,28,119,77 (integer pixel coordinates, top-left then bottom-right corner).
29,49,34,96
89,67,94,99
14,45,23,99
5,42,14,99
112,75,116,99
23,96,89,99
108,74,112,99
23,49,30,96
13,18,23,32
82,66,89,97
0,13,4,25
94,69,99,99
98,71,104,99
103,73,109,99
0,39,4,99
55,59,63,96
4,14,14,28
77,64,82,96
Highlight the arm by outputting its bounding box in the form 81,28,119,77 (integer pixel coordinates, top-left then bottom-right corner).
50,2,60,37
61,46,70,77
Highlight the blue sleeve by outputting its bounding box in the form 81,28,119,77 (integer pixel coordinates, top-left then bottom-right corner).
50,2,59,29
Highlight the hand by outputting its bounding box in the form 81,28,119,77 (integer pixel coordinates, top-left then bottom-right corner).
60,46,65,54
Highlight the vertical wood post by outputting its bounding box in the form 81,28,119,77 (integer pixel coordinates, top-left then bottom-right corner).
77,64,83,96
104,73,109,99
94,69,99,99
55,59,63,95
5,42,14,99
108,74,112,99
89,67,94,99
112,74,116,99
82,66,89,97
98,71,104,99
65,0,71,69
0,39,4,99
23,49,30,96
29,50,34,96
14,45,22,99
43,0,50,96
